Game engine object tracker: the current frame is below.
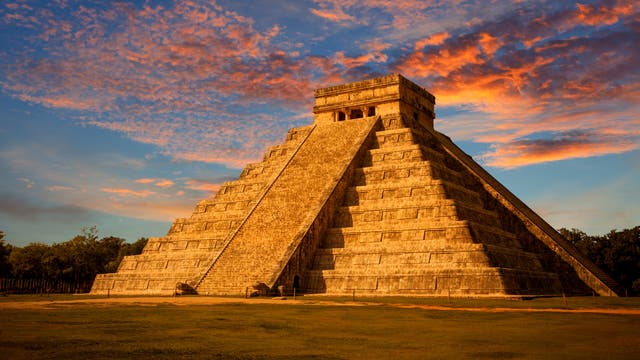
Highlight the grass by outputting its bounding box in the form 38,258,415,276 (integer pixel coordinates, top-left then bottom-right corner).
1,296,639,359
296,294,640,310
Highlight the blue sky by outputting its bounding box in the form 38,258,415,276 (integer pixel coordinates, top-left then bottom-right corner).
1,0,638,246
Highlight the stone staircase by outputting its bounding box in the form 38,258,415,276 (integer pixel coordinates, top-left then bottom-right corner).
195,116,379,295
302,116,566,296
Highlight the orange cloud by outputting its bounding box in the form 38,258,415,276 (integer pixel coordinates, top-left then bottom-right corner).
394,0,640,168
415,32,450,49
402,35,489,78
573,1,634,26
482,130,639,168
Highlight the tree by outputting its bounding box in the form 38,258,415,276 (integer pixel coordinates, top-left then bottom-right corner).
600,227,640,293
561,226,640,295
0,231,13,277
2,228,149,293
9,243,50,279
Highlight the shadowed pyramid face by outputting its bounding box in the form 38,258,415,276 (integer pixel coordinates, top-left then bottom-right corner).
91,75,621,298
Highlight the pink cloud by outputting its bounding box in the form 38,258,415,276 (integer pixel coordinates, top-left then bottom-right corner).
17,177,34,189
2,1,334,168
183,179,221,194
135,178,174,189
47,185,75,191
100,187,156,198
310,8,357,22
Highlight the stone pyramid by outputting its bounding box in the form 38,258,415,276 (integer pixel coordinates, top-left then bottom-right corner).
91,74,622,297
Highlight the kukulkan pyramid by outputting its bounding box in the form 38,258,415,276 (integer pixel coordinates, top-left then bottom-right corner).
91,74,622,297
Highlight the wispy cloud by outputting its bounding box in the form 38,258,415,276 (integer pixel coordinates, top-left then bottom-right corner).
0,192,92,222
135,178,174,189
309,0,529,38
47,185,75,191
183,179,221,194
1,0,638,171
0,141,198,222
481,130,639,169
100,187,156,198
1,1,335,167
17,177,34,189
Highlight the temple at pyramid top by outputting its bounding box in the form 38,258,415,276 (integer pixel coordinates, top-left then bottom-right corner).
91,74,622,298
313,74,435,128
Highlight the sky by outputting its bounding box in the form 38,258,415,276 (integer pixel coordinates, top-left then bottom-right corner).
0,0,638,247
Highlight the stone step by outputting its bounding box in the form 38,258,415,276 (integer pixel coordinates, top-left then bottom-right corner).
333,203,500,228
92,273,199,295
343,179,483,207
302,267,562,296
362,144,423,166
218,179,267,196
467,221,523,249
379,114,412,131
156,231,230,241
119,250,214,262
143,239,226,252
195,199,254,213
185,210,247,221
373,128,417,148
212,190,262,203
321,224,477,247
336,199,500,225
168,218,241,235
312,244,544,272
238,163,279,180
117,258,210,272
313,249,492,270
317,242,485,254
353,161,464,186
362,143,448,166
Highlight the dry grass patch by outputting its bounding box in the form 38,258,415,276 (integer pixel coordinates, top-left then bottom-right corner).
0,296,639,359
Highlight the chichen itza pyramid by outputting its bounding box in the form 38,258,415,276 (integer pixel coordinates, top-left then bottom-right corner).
91,74,622,297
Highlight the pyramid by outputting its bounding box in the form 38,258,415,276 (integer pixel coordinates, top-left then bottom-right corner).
91,74,622,297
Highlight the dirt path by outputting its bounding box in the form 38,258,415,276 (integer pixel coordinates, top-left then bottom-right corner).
2,296,640,315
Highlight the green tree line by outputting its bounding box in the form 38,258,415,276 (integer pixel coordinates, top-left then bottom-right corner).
0,227,147,291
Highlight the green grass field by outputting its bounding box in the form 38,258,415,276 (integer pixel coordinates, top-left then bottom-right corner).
1,296,639,359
